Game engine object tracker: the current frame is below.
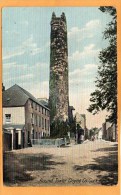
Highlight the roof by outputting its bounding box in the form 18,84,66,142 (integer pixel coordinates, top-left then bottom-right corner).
2,84,50,110
38,99,49,108
69,106,75,110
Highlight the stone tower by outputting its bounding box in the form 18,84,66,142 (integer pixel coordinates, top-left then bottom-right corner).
49,12,69,122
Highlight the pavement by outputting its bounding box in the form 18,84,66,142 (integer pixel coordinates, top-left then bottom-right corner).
3,139,118,186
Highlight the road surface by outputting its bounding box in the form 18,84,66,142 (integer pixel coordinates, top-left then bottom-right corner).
3,139,118,186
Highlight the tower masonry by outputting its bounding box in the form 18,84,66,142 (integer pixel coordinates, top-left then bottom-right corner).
49,12,69,122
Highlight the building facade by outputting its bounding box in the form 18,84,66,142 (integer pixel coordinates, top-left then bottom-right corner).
75,112,86,137
98,128,103,139
49,12,69,122
102,121,117,141
75,113,86,129
3,84,50,150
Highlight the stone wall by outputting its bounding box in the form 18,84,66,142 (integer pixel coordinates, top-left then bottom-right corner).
49,12,69,122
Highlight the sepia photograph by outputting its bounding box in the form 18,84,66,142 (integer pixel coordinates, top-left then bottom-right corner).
2,6,118,186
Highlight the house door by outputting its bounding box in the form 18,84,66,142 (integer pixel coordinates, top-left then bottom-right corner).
22,132,25,148
3,133,12,151
15,132,18,149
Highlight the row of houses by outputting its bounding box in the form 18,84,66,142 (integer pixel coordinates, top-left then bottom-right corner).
93,121,117,142
102,121,117,142
75,112,87,138
3,84,50,151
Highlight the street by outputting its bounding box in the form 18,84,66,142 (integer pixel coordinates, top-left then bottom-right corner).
3,139,118,186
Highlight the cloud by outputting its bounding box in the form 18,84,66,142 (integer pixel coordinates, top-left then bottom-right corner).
2,61,32,73
85,20,100,29
31,48,43,55
18,74,34,80
69,90,107,128
20,21,29,26
70,63,97,76
3,61,48,70
2,51,25,60
68,19,101,41
3,30,20,36
69,63,97,86
3,72,34,82
3,34,44,60
29,81,49,99
2,62,17,69
22,35,36,48
45,41,50,48
35,62,48,68
21,35,43,56
3,61,49,84
69,44,100,61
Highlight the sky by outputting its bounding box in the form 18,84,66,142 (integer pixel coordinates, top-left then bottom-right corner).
2,7,112,129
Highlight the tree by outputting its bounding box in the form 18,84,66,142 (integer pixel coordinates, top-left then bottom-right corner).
89,127,99,139
2,83,5,92
50,117,76,138
50,119,69,138
87,6,117,124
69,116,76,134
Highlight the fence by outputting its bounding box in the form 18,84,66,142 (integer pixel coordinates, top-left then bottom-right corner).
31,137,70,147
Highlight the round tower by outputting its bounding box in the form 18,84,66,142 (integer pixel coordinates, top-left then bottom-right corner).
49,12,69,122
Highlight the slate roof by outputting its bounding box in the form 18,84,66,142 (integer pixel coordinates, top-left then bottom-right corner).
2,84,49,110
38,99,49,108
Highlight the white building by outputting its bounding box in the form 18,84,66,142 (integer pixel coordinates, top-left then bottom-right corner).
75,112,86,138
98,128,103,140
3,84,50,150
75,112,86,129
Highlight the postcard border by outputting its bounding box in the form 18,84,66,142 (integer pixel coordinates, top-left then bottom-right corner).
0,0,120,195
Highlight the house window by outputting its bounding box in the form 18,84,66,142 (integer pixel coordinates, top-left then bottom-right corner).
31,113,34,124
28,131,30,143
47,111,49,117
42,117,44,129
36,132,38,139
42,108,45,114
45,119,46,130
39,132,41,139
35,103,37,110
36,115,38,126
31,101,34,108
32,129,34,139
46,119,48,131
5,114,11,123
37,116,39,126
39,116,41,127
48,120,50,131
34,114,37,126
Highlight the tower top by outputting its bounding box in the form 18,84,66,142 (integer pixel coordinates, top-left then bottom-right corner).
51,12,66,22
52,12,56,19
61,12,66,21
